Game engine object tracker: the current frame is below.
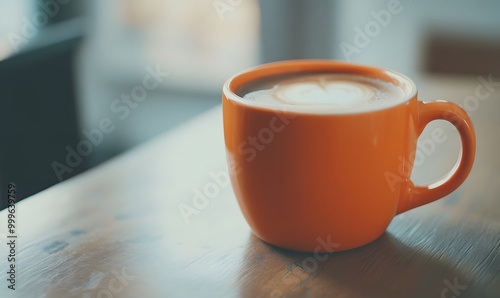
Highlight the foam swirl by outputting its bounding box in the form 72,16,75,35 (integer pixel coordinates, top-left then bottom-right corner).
275,79,376,105
242,73,406,112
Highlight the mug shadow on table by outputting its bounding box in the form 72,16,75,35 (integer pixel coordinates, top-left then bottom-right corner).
238,232,488,298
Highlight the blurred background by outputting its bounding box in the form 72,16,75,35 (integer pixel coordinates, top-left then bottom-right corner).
1,0,499,207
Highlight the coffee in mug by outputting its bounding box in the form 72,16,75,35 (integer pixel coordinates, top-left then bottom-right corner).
223,60,475,252
238,73,406,113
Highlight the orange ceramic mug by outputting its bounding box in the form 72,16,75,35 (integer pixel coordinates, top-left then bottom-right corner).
222,60,476,252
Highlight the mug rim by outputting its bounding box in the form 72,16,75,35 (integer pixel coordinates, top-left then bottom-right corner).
223,59,418,115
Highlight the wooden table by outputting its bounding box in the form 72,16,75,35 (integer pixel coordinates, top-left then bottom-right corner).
1,75,499,298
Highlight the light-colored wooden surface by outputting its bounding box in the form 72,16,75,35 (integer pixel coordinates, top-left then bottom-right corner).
1,75,499,298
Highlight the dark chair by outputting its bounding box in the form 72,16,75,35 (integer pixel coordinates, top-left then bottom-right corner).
0,19,86,209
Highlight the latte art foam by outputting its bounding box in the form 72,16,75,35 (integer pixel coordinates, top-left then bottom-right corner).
238,73,408,113
276,80,377,105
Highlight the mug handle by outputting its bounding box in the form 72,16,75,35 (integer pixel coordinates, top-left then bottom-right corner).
396,101,476,214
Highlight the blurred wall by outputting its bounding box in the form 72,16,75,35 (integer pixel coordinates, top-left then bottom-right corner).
332,0,500,77
76,0,260,163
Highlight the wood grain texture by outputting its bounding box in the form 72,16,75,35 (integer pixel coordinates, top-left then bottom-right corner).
0,75,499,298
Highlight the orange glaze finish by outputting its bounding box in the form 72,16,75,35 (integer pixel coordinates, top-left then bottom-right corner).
223,60,476,252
